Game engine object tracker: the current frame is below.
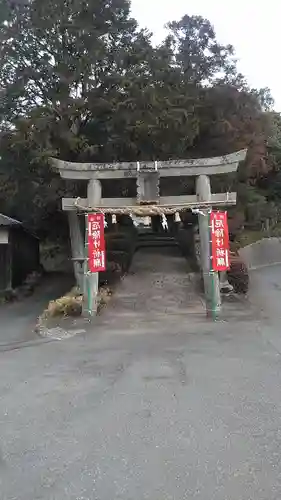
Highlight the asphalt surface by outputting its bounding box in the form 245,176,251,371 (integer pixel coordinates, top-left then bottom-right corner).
1,255,281,499
0,273,74,347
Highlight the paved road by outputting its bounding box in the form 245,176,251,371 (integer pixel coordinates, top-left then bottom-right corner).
1,257,281,499
248,265,281,354
0,273,74,347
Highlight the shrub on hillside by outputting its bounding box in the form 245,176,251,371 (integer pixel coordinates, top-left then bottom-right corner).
177,229,194,257
227,253,249,294
105,230,137,271
176,228,198,271
106,250,131,272
106,230,136,248
99,261,122,286
106,236,135,253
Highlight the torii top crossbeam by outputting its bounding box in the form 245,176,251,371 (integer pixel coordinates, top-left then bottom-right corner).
51,150,247,180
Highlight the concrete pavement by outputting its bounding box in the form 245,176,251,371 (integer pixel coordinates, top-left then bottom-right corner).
1,256,281,499
0,273,74,347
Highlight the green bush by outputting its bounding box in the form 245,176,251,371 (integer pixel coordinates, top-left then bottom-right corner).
107,230,136,245
227,255,249,294
99,261,122,286
177,229,193,257
106,230,136,262
103,228,137,280
106,250,131,272
106,237,134,253
176,229,198,270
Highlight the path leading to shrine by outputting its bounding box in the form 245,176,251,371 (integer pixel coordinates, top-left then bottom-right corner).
97,243,255,331
98,246,205,329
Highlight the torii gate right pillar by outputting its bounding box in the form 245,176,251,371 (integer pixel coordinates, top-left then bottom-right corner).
196,174,221,317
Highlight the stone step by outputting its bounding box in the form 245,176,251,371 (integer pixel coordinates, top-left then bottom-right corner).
137,240,178,248
137,232,178,248
137,235,176,242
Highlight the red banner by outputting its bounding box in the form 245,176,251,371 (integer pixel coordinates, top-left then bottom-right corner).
210,211,230,272
87,213,106,273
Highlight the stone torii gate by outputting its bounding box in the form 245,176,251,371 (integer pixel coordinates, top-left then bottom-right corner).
51,149,247,317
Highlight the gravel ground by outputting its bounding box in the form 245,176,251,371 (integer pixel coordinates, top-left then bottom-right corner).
97,247,206,328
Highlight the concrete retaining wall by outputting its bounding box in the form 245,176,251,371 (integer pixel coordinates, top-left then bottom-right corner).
239,238,281,270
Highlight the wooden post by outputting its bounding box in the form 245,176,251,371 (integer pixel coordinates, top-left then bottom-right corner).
84,179,102,316
196,175,221,318
68,212,84,291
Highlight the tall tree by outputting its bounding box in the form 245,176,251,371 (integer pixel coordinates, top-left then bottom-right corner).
0,0,153,158
0,4,275,236
164,14,244,86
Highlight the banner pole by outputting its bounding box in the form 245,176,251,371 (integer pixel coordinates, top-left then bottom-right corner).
86,211,106,317
208,211,221,320
84,213,93,316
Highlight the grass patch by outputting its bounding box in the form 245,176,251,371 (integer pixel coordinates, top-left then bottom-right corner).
44,286,112,319
47,292,83,318
235,224,281,249
235,230,266,248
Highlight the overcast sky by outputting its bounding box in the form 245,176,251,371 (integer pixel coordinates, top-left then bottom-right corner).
131,0,281,111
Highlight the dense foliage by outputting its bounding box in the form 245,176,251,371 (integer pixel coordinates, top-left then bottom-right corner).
0,0,280,239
